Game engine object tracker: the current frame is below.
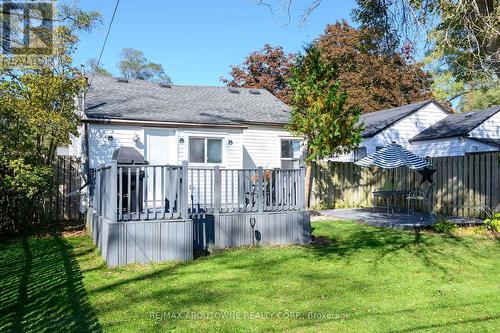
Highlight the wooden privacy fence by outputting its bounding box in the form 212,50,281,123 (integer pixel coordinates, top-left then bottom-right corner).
46,156,82,222
311,152,500,218
90,162,306,222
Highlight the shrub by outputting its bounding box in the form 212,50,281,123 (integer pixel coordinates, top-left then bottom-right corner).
484,213,500,232
432,219,457,233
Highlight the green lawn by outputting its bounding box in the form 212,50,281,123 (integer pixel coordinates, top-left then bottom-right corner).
1,221,499,333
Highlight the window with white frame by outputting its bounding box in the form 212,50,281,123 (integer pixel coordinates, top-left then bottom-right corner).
189,137,223,164
354,147,367,161
281,139,301,169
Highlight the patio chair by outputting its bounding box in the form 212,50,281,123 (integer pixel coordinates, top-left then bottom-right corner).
406,183,435,215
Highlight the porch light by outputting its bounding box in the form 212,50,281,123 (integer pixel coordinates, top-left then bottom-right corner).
228,140,233,145
133,134,141,143
179,138,184,143
249,217,256,247
107,135,113,141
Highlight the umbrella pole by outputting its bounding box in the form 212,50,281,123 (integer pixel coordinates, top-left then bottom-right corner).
391,169,395,214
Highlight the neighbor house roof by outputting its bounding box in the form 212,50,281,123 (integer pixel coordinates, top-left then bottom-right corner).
468,137,500,149
359,100,443,138
84,75,291,126
410,105,500,142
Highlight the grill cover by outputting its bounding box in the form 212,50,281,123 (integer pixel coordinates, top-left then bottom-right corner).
111,147,146,164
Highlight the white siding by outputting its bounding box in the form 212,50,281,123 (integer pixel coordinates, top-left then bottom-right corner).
468,110,500,139
465,139,499,154
88,124,144,168
331,151,356,162
87,123,301,170
410,137,498,157
333,101,449,161
87,125,244,169
370,102,449,149
242,125,301,169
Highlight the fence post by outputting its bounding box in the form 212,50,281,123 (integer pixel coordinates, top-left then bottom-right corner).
110,160,118,222
214,166,221,213
257,167,264,213
300,166,306,209
95,167,101,214
181,161,189,219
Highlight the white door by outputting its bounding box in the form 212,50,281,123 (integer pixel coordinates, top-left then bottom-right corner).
145,129,178,165
144,129,178,208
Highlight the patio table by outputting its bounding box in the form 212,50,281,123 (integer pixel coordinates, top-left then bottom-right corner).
372,189,408,214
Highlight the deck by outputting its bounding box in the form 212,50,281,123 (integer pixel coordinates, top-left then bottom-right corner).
87,161,311,266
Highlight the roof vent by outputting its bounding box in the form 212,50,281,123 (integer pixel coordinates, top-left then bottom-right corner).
465,113,475,118
228,87,240,94
116,77,129,83
159,82,171,88
249,89,261,95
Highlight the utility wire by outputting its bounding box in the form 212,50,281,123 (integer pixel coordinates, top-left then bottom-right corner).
88,0,120,88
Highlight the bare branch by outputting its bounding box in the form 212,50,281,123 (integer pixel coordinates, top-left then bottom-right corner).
255,0,274,15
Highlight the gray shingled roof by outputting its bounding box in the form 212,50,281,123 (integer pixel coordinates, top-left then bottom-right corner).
85,75,291,125
359,100,438,138
410,105,500,142
468,137,500,148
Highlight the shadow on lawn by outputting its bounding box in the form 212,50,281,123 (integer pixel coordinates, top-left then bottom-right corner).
0,234,102,333
308,223,481,275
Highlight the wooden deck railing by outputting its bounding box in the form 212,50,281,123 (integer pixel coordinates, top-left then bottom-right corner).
90,162,305,222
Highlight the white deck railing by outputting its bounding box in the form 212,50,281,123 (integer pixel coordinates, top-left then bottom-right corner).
90,162,305,222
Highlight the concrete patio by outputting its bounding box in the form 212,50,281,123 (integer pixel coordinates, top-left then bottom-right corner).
311,208,482,230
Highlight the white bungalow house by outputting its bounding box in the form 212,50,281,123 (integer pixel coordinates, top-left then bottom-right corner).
410,105,500,157
72,76,311,266
333,100,450,161
73,75,304,169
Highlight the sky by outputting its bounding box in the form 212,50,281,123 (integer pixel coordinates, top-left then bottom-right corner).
70,0,357,86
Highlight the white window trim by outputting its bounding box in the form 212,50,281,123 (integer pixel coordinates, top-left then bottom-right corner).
279,137,303,169
187,134,227,167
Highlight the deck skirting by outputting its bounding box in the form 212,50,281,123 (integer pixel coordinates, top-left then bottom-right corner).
87,209,193,267
88,209,310,266
212,211,311,249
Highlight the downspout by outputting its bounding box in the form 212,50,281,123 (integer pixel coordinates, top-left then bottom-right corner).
81,75,92,212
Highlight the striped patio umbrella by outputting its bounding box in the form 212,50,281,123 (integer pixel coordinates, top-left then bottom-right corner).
355,143,430,170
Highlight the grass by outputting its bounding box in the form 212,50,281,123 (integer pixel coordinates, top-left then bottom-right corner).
1,221,499,332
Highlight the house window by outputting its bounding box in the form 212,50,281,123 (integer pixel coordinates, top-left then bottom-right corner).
189,138,223,164
354,147,367,161
281,139,301,169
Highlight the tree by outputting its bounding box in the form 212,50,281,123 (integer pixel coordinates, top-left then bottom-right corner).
224,24,432,112
86,57,112,76
221,44,294,103
118,48,172,83
0,4,100,235
460,84,500,111
351,0,500,82
316,21,433,113
269,0,499,82
431,69,500,112
288,45,362,161
288,45,362,206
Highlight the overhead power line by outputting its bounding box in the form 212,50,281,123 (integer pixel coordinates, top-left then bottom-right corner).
88,0,120,87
